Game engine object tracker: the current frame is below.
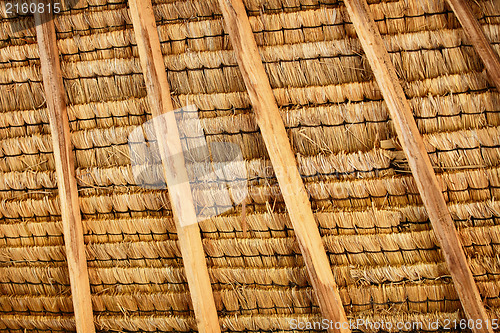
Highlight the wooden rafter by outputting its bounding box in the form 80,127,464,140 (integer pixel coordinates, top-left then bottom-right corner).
217,0,349,332
34,4,96,333
343,0,492,331
446,0,500,91
128,1,221,332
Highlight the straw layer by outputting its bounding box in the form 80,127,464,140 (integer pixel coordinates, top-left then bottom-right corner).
0,0,499,330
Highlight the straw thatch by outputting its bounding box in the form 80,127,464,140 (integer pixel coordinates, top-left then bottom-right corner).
0,0,499,331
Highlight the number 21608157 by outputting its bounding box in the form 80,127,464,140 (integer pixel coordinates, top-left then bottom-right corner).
442,319,498,330
5,2,61,15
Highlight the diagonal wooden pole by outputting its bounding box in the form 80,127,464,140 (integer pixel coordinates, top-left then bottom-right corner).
128,1,221,332
343,0,491,331
216,0,349,332
34,3,96,333
446,0,500,91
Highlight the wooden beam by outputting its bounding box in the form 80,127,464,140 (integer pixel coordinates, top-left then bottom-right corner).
128,1,221,333
216,0,349,332
343,0,491,331
34,4,96,333
446,0,500,91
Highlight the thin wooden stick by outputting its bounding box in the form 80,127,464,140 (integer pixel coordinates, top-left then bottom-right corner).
446,0,500,91
128,1,221,332
217,0,349,331
343,0,491,331
34,4,96,333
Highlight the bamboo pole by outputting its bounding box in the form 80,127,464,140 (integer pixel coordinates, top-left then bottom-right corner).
217,0,349,331
34,4,96,333
343,0,491,331
446,0,500,91
128,1,221,332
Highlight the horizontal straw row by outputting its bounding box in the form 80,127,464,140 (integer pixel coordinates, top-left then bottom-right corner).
2,0,497,46
0,69,494,113
0,90,496,139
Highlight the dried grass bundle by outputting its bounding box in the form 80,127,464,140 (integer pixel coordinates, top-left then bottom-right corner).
0,196,60,219
0,17,36,48
0,244,66,266
79,191,170,215
0,109,49,140
217,286,314,314
243,166,498,208
88,266,187,294
0,82,45,114
0,295,72,314
0,170,55,196
423,126,500,169
0,266,70,296
83,217,176,243
0,221,62,247
93,292,192,313
85,240,181,268
0,314,75,331
96,314,194,332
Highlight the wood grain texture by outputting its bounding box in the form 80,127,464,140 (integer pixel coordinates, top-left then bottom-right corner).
343,0,492,331
217,0,349,331
446,0,500,91
34,3,96,333
128,1,221,332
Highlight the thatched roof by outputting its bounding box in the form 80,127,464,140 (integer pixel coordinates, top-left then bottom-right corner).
0,0,499,331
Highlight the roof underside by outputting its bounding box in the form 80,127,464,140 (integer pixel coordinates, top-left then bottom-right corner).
0,0,499,331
